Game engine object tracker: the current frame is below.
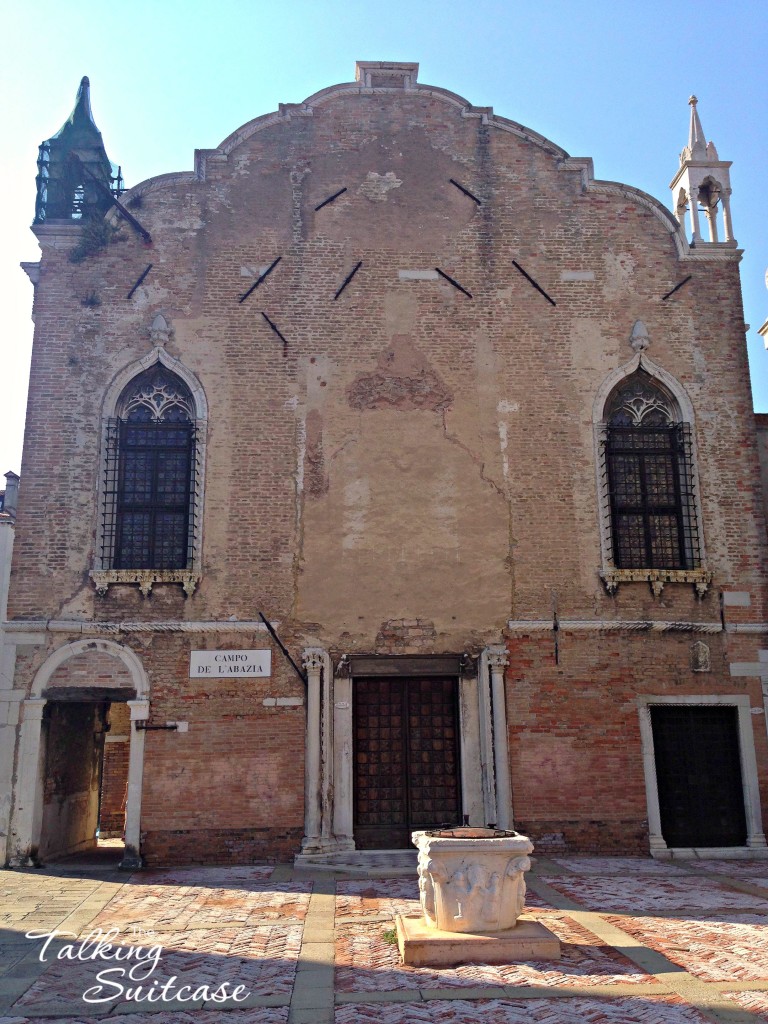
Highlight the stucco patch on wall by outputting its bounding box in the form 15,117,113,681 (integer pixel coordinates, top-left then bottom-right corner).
305,409,328,497
358,171,403,202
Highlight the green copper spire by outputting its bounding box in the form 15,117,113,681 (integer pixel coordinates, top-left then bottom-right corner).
35,77,122,223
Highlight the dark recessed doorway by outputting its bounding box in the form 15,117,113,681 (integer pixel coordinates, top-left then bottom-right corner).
650,704,747,848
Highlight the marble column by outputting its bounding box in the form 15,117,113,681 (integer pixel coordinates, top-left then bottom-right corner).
302,648,324,852
332,671,355,850
487,645,513,830
120,699,149,870
8,698,47,866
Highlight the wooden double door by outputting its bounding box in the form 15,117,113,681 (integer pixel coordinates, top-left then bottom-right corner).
353,676,461,849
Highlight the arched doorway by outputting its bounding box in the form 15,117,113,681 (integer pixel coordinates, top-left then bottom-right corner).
9,639,149,869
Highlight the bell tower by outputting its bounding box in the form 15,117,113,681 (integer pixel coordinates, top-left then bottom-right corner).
670,95,735,247
34,76,122,224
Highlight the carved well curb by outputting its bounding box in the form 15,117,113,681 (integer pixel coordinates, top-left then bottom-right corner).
413,827,534,933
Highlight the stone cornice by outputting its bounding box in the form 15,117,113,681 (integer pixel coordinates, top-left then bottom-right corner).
3,618,272,638
90,569,200,598
20,262,41,285
600,567,713,598
507,619,723,634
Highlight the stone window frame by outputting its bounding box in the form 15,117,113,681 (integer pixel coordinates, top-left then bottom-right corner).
593,353,710,597
90,347,208,597
636,694,766,855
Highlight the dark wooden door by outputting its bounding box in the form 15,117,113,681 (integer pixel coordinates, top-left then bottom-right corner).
353,676,461,849
651,705,747,848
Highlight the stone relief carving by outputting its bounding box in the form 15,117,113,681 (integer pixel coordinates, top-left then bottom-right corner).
118,366,195,423
302,649,325,673
607,373,675,427
149,313,171,346
486,646,509,670
600,567,712,599
90,569,200,598
414,829,533,933
690,640,711,672
629,320,650,353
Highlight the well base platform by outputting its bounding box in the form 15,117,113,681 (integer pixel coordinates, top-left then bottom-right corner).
395,913,561,967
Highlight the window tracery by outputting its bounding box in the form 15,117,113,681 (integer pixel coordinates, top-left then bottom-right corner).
117,368,195,424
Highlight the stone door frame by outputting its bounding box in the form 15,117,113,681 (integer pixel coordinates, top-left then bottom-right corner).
299,645,512,857
8,638,150,869
637,693,767,856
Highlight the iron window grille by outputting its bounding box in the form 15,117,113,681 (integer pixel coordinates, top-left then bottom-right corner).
600,370,701,572
100,368,199,571
605,422,698,570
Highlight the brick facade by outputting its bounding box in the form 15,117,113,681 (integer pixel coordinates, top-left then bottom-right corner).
4,62,768,867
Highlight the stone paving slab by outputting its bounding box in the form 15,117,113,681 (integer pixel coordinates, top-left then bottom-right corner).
0,951,30,979
335,909,655,992
0,876,109,933
334,994,716,1024
540,874,768,913
604,913,768,982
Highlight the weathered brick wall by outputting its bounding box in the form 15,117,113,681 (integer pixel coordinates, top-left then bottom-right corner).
507,629,768,852
99,701,130,836
14,84,767,632
137,633,306,865
9,66,768,862
48,650,135,692
756,414,768,537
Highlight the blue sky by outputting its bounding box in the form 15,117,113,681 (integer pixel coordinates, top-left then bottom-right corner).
1,0,766,475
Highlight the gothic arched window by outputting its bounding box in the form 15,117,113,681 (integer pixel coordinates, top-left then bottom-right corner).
107,366,197,570
604,371,699,570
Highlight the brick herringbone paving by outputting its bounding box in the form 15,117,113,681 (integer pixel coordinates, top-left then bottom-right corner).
134,866,275,887
550,857,683,876
335,910,655,992
540,873,768,912
0,1011,290,1024
683,859,768,879
604,913,768,981
334,996,716,1024
336,878,420,917
13,924,302,1011
88,881,311,930
723,991,768,1017
8,859,768,1024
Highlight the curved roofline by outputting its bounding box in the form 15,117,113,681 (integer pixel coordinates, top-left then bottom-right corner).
558,158,687,255
109,67,741,265
214,78,569,161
